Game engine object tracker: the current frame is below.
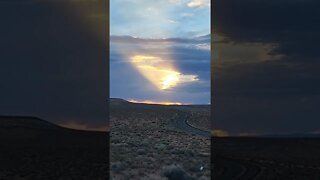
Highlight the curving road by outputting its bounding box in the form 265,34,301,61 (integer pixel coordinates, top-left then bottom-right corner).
172,112,262,179
173,112,210,137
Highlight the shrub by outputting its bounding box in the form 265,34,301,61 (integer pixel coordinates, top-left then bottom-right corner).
137,149,146,155
111,162,125,173
161,165,196,180
198,176,210,180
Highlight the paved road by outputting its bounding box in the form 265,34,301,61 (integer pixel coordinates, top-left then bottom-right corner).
172,113,262,179
173,112,210,137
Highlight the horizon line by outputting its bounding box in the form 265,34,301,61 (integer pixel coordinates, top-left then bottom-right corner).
110,97,210,106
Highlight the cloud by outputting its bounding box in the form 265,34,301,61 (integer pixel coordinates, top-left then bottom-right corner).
213,0,320,97
213,0,320,135
168,0,182,4
168,19,178,24
214,0,320,59
110,34,210,44
168,0,210,8
187,0,210,8
110,35,210,104
194,43,210,50
181,13,194,17
0,0,108,128
111,0,209,38
130,55,199,90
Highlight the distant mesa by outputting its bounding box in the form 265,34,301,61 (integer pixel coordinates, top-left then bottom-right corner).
109,98,129,103
109,98,131,106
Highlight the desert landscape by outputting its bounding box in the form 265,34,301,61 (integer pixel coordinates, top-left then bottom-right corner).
2,103,320,180
110,98,211,180
0,116,108,180
212,137,320,179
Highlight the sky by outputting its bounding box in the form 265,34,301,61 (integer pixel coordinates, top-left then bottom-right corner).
212,0,320,136
2,0,319,135
110,0,211,105
0,0,108,131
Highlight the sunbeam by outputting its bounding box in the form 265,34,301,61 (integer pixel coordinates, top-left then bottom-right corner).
130,55,198,90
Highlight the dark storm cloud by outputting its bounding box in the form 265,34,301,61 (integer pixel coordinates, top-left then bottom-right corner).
110,35,210,79
214,0,320,59
110,35,210,67
0,0,108,129
213,0,320,135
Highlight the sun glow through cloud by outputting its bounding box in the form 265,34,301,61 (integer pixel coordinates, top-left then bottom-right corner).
110,0,210,104
130,55,199,90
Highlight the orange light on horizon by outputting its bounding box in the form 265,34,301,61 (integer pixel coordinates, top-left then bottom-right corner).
58,121,109,132
128,99,183,105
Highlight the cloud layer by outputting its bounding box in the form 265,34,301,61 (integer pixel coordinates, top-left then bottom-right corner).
213,0,320,135
110,0,210,38
110,35,210,104
187,0,210,8
0,0,108,130
130,55,199,90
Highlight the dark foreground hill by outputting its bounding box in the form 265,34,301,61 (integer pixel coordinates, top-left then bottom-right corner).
213,137,320,180
0,116,108,180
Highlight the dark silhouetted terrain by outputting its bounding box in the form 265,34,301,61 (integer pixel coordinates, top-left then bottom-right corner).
0,116,108,180
212,137,320,180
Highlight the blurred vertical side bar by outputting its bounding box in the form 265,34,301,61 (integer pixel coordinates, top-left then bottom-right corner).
0,0,109,179
106,0,110,178
211,0,214,177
